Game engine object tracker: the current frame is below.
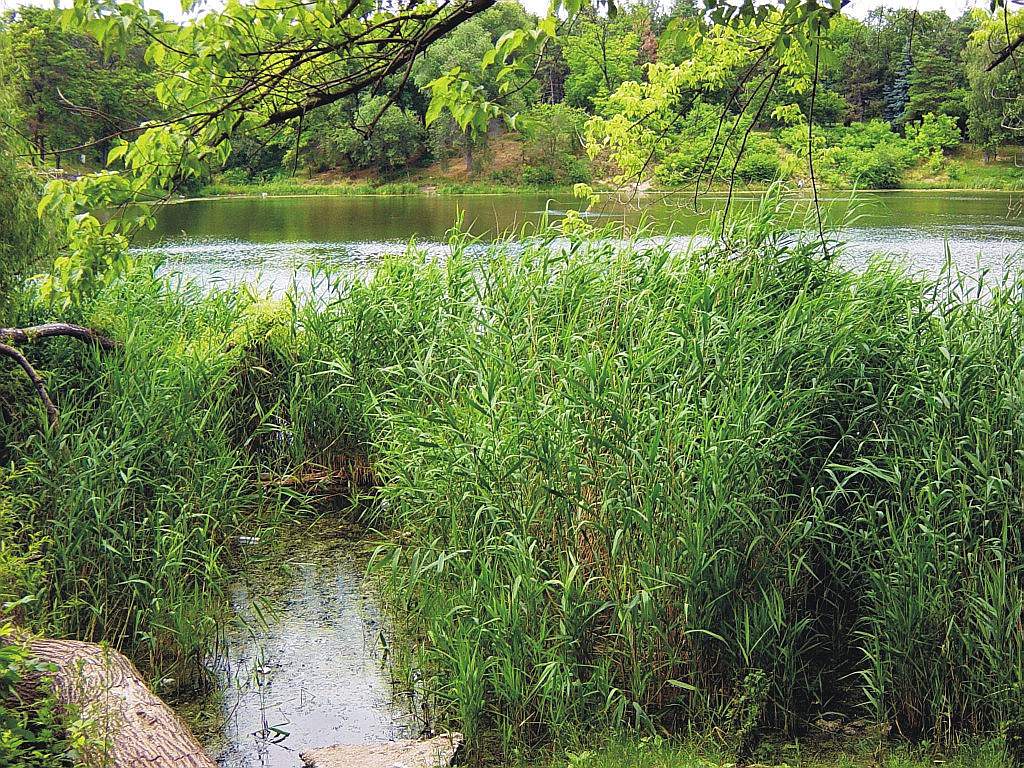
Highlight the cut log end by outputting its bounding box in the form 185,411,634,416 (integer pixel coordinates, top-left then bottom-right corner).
300,733,465,768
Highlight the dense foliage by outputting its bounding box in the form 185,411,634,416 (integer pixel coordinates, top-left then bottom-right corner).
0,79,56,315
3,208,1024,757
1,6,157,166
2,2,1021,194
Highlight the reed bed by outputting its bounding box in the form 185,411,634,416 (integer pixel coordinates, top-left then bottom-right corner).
330,222,1024,751
1,209,1022,754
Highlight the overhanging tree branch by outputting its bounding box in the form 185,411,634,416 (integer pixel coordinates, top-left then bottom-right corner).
261,0,497,126
0,323,118,351
986,32,1024,71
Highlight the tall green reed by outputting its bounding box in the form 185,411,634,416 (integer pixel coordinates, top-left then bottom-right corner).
3,202,1023,756
314,221,1024,752
0,272,300,684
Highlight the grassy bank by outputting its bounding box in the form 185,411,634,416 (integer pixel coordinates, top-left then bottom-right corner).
195,178,423,197
534,736,1009,768
196,136,1024,198
195,168,1023,201
902,154,1024,190
3,210,1024,758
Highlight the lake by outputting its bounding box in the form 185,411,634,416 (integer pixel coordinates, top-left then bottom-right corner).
141,190,1024,292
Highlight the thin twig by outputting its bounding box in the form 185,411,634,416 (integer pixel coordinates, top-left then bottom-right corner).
808,38,829,260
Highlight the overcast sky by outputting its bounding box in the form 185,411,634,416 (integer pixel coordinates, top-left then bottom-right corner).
0,0,987,23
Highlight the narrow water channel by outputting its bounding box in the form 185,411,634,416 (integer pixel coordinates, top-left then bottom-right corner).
195,518,416,767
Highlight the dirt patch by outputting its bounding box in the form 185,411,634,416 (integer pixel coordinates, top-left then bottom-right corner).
306,134,528,187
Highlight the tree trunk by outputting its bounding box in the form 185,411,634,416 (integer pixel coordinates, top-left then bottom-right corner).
16,636,216,768
464,137,473,175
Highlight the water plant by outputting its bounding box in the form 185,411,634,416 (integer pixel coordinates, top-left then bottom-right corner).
341,217,1024,753
3,208,1024,758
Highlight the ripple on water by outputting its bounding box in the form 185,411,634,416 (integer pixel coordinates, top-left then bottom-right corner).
138,225,1024,299
202,520,416,768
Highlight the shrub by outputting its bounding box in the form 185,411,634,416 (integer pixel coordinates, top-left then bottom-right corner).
827,143,915,188
217,167,252,185
521,104,592,184
735,147,781,183
830,119,902,150
906,112,962,156
522,165,558,186
563,155,593,184
491,167,521,185
655,139,732,186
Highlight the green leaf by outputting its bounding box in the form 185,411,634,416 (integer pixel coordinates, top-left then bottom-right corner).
425,96,446,127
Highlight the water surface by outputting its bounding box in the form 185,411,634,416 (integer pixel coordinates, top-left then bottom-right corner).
199,519,416,768
140,190,1024,291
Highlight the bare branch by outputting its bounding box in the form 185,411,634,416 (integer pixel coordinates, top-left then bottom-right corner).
986,32,1024,71
0,323,118,352
0,342,58,428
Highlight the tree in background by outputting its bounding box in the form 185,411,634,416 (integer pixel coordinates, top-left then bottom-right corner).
561,8,643,112
903,12,974,128
884,39,912,126
906,48,968,126
966,7,1024,161
329,98,427,177
535,39,569,104
518,103,591,183
828,16,885,122
413,1,536,172
2,6,157,165
0,78,55,314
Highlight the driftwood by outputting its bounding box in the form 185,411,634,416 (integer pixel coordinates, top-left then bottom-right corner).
0,322,117,428
301,733,464,768
10,630,461,768
15,636,216,768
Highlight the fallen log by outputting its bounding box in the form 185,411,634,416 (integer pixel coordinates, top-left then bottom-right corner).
301,732,464,768
15,636,216,768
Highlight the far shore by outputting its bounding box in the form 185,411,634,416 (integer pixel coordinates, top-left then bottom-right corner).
173,182,1024,204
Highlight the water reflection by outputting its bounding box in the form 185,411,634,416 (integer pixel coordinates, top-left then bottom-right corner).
203,520,416,768
139,191,1024,295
